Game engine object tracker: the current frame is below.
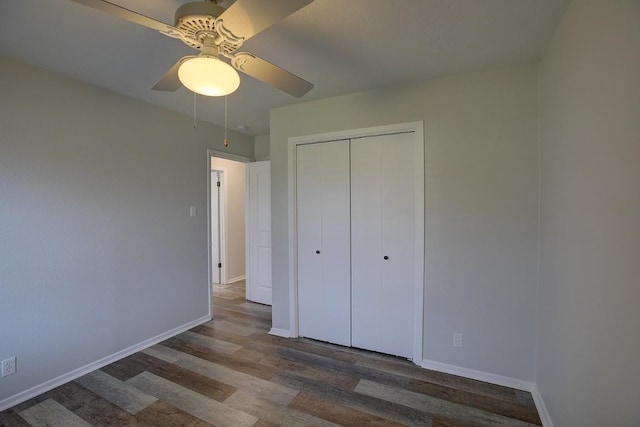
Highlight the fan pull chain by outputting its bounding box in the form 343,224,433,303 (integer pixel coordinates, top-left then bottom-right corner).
193,92,197,129
224,95,229,147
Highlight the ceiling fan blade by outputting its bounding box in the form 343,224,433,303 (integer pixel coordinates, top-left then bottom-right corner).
152,56,194,91
217,0,313,41
69,0,177,34
231,53,313,98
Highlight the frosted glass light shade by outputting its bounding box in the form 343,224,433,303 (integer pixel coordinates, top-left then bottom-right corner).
178,56,240,96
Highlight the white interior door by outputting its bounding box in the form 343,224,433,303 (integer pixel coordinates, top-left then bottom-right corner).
297,140,351,346
351,132,420,358
246,161,272,305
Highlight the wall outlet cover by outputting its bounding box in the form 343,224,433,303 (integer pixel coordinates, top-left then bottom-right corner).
453,333,464,348
1,357,16,377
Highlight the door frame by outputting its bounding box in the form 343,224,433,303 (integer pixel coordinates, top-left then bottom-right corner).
287,121,425,363
210,168,226,285
207,150,253,299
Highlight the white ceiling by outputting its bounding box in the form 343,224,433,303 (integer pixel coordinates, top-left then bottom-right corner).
0,0,567,136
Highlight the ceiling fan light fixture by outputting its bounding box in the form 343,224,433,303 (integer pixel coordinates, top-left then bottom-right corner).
178,56,240,97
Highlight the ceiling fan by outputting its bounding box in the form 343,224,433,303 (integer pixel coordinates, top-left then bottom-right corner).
70,0,315,97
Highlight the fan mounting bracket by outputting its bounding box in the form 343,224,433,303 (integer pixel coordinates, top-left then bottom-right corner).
173,1,244,55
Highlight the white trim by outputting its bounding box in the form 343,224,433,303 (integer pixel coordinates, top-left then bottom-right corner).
208,150,254,163
227,274,246,284
269,328,291,338
420,358,534,392
531,384,554,427
245,164,252,301
289,123,421,146
412,123,425,363
211,167,228,285
287,137,299,337
0,315,210,412
207,149,253,291
206,153,213,320
287,121,425,362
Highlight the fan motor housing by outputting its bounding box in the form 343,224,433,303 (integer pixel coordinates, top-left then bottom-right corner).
174,2,226,46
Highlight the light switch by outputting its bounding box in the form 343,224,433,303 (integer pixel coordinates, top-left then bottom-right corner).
190,206,197,217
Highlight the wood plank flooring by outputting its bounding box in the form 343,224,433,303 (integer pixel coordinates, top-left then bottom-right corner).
0,281,542,426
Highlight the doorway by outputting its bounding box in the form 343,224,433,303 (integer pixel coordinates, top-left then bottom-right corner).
208,151,250,289
210,169,224,284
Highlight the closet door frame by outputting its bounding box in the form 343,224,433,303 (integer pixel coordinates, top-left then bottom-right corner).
287,121,425,363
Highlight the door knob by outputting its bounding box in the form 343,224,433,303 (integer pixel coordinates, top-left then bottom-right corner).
316,250,321,254
383,255,389,260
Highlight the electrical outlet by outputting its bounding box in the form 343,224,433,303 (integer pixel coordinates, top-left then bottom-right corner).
453,333,464,348
1,357,16,377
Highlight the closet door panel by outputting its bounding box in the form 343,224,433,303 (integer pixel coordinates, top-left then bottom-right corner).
297,140,351,345
379,133,416,357
351,133,417,358
319,142,352,345
297,144,324,341
350,139,383,350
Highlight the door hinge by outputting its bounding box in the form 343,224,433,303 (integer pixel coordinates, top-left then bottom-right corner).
218,263,222,268
217,181,221,187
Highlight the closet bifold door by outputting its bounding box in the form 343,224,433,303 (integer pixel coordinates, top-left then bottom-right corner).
351,132,417,358
296,140,351,346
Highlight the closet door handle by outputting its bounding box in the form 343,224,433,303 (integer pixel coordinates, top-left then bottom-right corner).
316,250,321,254
383,255,389,260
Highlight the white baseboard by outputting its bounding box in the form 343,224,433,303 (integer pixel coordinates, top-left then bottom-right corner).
227,275,246,284
0,315,211,412
420,358,534,392
420,358,555,426
269,328,291,338
530,383,554,427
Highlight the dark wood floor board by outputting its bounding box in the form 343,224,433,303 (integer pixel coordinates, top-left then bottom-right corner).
272,371,435,426
224,389,341,426
2,279,543,426
174,330,243,354
24,381,139,426
431,416,476,427
356,379,539,427
290,391,408,427
407,378,541,424
256,350,361,390
126,371,258,427
190,325,300,363
304,337,414,365
101,352,237,402
190,323,252,346
240,300,273,314
254,419,280,427
213,301,273,322
164,345,300,406
356,357,522,404
211,284,246,300
204,318,267,337
18,398,94,427
250,334,362,364
514,389,538,408
211,305,273,328
71,394,143,427
161,336,280,380
278,346,411,390
0,410,31,427
133,401,213,427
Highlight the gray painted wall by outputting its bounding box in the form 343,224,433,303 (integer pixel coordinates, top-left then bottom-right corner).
0,55,254,405
210,157,246,282
537,1,640,425
254,135,270,161
270,64,539,381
